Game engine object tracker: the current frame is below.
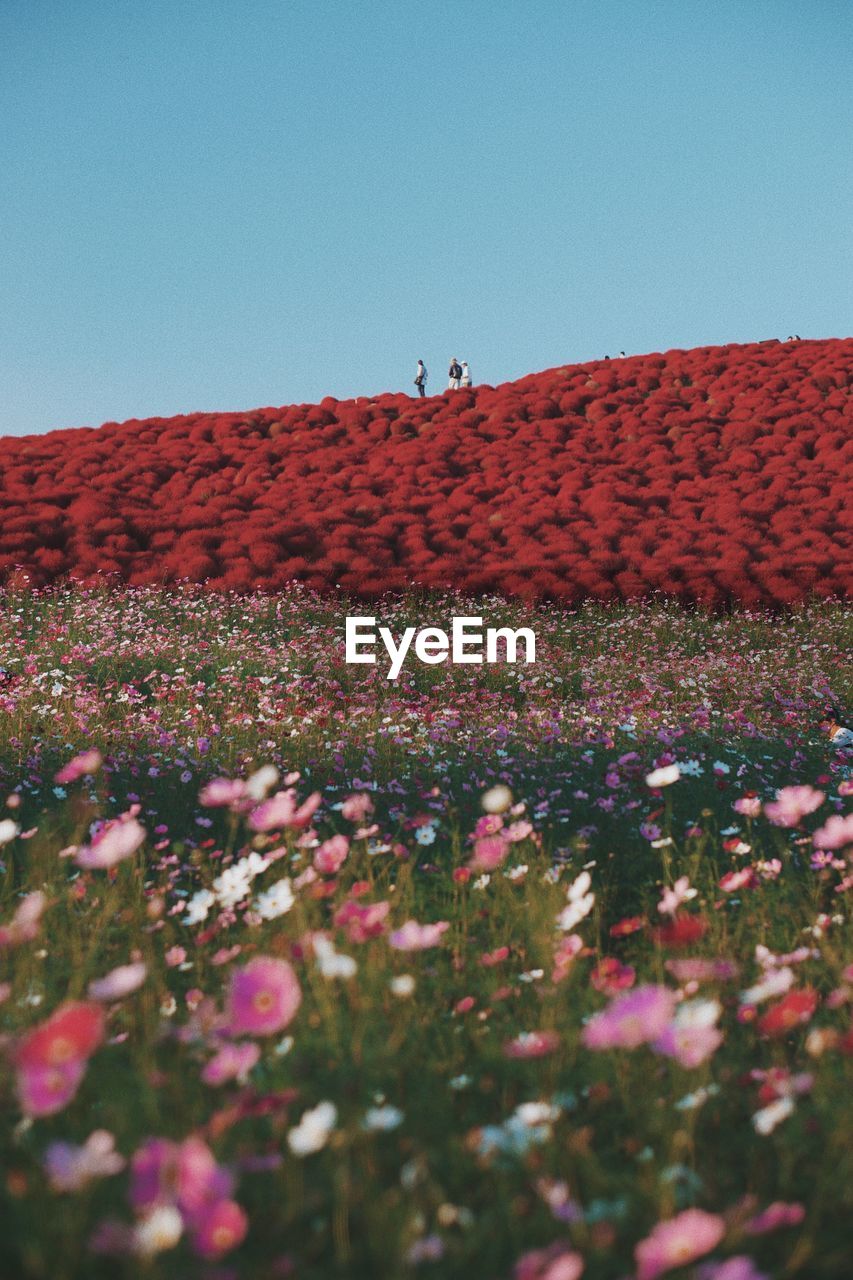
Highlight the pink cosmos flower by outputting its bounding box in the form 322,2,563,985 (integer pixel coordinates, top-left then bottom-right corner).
131,1136,232,1216
469,835,510,871
225,957,302,1037
635,1208,726,1279
514,1240,585,1280
812,812,853,850
0,890,46,948
503,1030,560,1059
764,785,825,827
552,934,583,983
17,1059,88,1117
15,1000,105,1116
314,834,349,875
199,777,247,807
55,749,103,784
695,1258,768,1280
165,946,186,968
44,1130,125,1192
582,985,677,1051
190,1198,249,1259
590,957,636,995
505,820,534,843
341,793,373,822
745,1201,806,1234
249,789,321,832
733,795,762,818
653,999,723,1067
75,815,146,869
719,868,757,893
16,1001,105,1070
665,959,739,983
333,898,390,943
88,962,147,1002
389,920,450,951
202,1041,260,1086
657,876,697,916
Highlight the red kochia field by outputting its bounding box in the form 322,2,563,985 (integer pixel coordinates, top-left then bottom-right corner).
1,338,850,606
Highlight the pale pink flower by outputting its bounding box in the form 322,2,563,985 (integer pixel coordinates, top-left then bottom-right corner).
0,890,46,948
733,795,762,818
665,958,739,983
505,820,534,843
75,815,146,869
657,876,697,916
314,834,349,875
199,777,247,807
514,1240,585,1280
653,999,723,1067
503,1030,560,1059
582,985,677,1051
249,788,321,832
225,956,302,1037
44,1130,125,1192
719,868,756,893
202,1041,260,1086
55,749,103,784
389,920,450,951
812,812,853,850
88,962,147,1002
635,1208,725,1279
341,793,374,822
696,1259,768,1280
764,785,825,827
165,946,186,968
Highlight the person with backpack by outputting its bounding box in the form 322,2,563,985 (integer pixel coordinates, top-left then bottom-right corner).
414,360,428,397
460,361,472,388
448,357,463,390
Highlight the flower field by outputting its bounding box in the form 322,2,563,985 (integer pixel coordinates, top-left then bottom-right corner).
1,338,851,606
0,586,851,1279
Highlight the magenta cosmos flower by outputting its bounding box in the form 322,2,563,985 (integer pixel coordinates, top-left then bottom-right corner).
225,956,301,1037
635,1208,725,1279
764,786,825,827
582,985,677,1051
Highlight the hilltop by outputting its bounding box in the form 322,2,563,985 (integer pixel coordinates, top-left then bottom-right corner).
1,338,850,606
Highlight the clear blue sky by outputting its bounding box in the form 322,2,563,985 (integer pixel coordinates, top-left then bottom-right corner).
1,0,850,436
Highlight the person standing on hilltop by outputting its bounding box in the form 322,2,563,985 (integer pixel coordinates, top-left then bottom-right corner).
414,360,428,397
448,357,463,390
460,360,472,388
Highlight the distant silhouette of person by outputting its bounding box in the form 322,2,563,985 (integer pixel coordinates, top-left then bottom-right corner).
448,358,463,390
414,360,428,397
460,361,472,387
820,708,853,747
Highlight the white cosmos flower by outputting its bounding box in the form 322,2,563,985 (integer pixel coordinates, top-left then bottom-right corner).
0,819,20,846
646,765,681,788
133,1205,183,1256
253,878,295,920
184,889,215,926
313,936,357,979
363,1105,404,1131
752,1096,794,1135
288,1101,337,1156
